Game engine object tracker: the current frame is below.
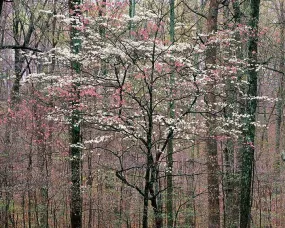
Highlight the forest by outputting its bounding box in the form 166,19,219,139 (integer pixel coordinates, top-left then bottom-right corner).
0,0,284,227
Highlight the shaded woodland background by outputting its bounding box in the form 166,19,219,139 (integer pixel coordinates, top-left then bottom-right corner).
0,0,285,227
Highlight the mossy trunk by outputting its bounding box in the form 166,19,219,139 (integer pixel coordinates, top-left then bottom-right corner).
239,0,260,227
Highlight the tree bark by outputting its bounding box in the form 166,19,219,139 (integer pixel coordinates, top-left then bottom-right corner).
167,1,175,227
274,1,285,179
239,0,260,227
69,0,82,227
142,155,150,228
206,2,220,228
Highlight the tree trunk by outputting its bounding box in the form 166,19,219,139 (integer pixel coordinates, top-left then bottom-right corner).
275,2,285,179
142,158,150,228
206,2,220,228
167,0,175,227
69,0,82,227
239,0,260,227
0,0,4,18
274,15,284,227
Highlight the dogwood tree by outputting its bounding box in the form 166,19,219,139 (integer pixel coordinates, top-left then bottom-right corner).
24,1,262,227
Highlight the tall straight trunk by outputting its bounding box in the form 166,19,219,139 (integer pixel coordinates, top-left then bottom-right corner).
239,0,260,227
274,22,284,227
167,1,175,227
275,5,285,227
69,0,82,227
205,2,220,228
275,4,285,178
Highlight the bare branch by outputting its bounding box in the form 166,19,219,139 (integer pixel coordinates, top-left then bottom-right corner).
0,45,42,52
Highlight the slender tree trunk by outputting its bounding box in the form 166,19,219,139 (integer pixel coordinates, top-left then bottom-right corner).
275,17,284,227
275,3,285,178
239,0,260,227
69,72,82,228
142,153,150,228
87,150,93,228
0,0,4,18
167,1,175,227
205,1,220,228
69,0,82,227
22,195,26,228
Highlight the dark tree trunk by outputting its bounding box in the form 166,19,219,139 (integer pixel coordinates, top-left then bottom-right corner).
167,0,175,226
142,156,150,228
239,0,260,227
0,0,4,17
69,0,82,227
